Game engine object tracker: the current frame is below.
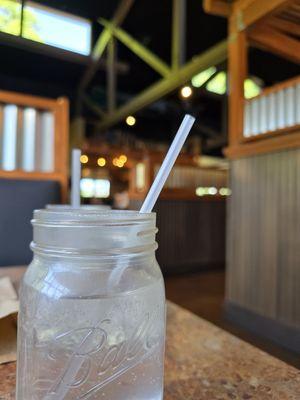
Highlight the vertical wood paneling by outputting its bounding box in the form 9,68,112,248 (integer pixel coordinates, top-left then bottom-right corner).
226,149,300,328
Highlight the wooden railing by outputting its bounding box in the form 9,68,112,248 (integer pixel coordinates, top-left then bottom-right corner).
0,90,69,200
243,75,300,140
226,75,300,159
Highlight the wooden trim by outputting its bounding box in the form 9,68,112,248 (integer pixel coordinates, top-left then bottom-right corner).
248,24,300,65
246,74,300,102
0,93,69,202
241,124,300,143
224,128,300,159
232,0,293,30
0,90,57,110
267,15,300,37
203,0,231,17
224,301,300,355
228,17,248,145
54,97,69,202
0,170,63,180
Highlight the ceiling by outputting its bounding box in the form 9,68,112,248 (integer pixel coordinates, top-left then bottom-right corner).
0,0,299,155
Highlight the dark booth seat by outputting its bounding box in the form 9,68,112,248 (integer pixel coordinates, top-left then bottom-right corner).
0,179,61,266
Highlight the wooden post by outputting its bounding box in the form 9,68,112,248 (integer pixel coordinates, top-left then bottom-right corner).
228,12,248,146
55,97,69,202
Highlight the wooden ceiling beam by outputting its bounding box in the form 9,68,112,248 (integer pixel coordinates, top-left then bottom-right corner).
266,15,300,37
203,0,231,17
232,0,293,31
248,24,300,65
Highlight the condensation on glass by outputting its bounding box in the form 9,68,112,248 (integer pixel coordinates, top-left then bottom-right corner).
16,209,166,400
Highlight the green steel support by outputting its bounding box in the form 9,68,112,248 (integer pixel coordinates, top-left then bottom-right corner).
172,0,186,69
99,19,171,78
97,40,228,130
79,0,134,92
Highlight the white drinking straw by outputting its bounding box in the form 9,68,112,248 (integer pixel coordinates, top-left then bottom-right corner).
71,148,81,208
108,114,195,287
44,114,195,400
140,114,195,213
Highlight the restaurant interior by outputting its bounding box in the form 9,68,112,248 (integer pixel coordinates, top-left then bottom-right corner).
0,0,299,398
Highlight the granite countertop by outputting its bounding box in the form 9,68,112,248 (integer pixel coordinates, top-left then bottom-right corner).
0,301,300,399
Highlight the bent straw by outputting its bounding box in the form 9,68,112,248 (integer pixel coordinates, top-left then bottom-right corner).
71,148,81,208
44,115,195,400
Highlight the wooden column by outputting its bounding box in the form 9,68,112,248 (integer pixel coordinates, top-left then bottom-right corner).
228,12,248,146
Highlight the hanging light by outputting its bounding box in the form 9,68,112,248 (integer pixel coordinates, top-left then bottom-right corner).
126,115,136,126
180,85,192,98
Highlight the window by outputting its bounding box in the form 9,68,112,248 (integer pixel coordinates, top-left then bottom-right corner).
206,71,227,95
80,179,110,198
244,78,261,99
191,67,217,88
0,0,91,55
0,0,21,36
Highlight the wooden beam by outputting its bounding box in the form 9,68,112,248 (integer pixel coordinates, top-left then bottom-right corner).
79,0,134,92
248,25,300,65
97,40,227,130
203,0,231,17
172,0,186,69
228,15,248,146
267,16,300,37
99,19,171,77
232,0,292,31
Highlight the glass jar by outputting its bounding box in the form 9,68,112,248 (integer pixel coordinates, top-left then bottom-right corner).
16,209,166,400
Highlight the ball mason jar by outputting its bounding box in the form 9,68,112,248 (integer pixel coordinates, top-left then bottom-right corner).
16,209,166,400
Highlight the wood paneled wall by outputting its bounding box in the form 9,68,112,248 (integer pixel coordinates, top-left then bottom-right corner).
226,149,300,329
131,198,226,274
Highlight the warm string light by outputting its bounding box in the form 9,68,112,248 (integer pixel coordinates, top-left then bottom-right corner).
112,154,128,168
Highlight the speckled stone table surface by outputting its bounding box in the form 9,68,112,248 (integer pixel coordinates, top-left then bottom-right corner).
0,267,300,399
0,303,300,399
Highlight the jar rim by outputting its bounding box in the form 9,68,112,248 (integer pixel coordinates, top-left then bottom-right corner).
32,209,155,227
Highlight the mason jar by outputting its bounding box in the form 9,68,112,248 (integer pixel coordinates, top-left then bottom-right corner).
16,209,166,400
